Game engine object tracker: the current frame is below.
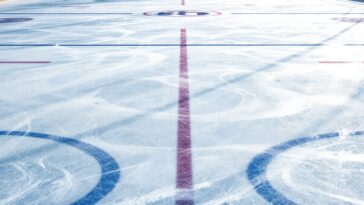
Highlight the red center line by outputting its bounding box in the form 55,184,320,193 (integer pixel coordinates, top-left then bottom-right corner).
0,61,51,64
176,28,193,205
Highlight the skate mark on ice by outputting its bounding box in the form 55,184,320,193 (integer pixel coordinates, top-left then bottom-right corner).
0,131,120,205
247,131,364,205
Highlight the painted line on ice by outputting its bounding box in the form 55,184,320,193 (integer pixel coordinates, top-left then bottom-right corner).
0,17,33,23
345,44,364,46
176,28,194,205
1,12,364,15
231,12,364,14
247,131,364,205
1,43,364,47
0,13,133,15
143,11,221,17
0,61,50,64
318,61,364,64
60,5,91,9
0,131,120,205
332,17,364,23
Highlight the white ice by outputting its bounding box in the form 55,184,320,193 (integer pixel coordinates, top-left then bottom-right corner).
1,0,364,204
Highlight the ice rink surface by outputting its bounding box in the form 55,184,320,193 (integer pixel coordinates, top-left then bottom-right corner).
1,0,364,204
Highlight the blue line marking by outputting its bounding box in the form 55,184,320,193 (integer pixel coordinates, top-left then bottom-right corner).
0,18,33,23
58,43,323,47
0,12,363,15
0,43,363,47
0,131,120,205
247,131,364,205
0,13,133,15
231,13,364,14
0,43,353,47
345,44,364,46
350,0,364,3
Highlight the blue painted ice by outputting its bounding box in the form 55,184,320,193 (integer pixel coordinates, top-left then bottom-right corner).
1,0,364,204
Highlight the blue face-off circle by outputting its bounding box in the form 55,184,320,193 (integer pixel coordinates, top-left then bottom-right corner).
0,18,33,23
247,131,364,205
0,131,120,205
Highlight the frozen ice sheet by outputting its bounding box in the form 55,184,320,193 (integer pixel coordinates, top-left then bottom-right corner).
1,0,364,204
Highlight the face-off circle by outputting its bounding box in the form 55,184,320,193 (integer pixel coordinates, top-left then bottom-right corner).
0,131,120,205
0,18,33,23
143,10,221,17
247,131,364,205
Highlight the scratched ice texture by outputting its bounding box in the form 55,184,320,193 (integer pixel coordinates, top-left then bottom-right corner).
1,0,364,204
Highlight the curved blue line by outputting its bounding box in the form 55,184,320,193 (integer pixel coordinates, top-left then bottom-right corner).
247,131,364,205
0,131,120,205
